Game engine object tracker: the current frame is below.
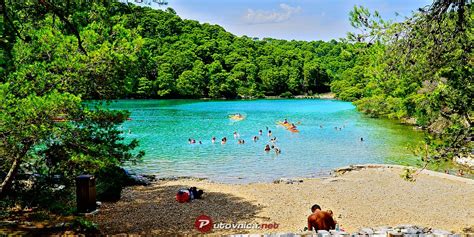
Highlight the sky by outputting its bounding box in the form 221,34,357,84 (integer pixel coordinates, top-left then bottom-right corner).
126,0,433,41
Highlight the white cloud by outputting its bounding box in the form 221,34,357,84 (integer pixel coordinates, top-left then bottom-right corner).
244,3,302,24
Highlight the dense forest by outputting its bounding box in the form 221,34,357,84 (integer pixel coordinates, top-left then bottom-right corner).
1,2,362,100
0,0,472,223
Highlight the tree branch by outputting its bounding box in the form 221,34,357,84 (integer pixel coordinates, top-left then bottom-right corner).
37,0,88,56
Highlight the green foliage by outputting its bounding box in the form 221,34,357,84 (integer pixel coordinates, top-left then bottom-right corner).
72,217,99,232
0,0,144,211
95,165,130,202
340,3,473,161
400,168,416,182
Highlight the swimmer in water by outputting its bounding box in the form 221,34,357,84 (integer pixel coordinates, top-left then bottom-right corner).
212,137,216,143
268,130,272,137
264,144,271,152
274,146,281,155
221,137,227,144
259,130,263,135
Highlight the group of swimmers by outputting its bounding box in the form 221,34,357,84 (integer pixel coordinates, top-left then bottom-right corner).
187,126,282,155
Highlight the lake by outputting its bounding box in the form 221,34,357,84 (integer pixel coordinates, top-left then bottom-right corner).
109,99,423,183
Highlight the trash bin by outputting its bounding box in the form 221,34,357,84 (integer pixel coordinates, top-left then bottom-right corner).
76,175,97,213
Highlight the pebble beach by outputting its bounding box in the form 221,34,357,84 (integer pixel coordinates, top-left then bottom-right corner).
96,165,474,235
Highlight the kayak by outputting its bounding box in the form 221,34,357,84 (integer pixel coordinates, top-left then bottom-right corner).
277,121,299,132
288,128,299,133
277,121,291,128
229,114,245,121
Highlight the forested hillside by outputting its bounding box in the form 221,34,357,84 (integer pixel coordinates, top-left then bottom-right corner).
1,2,359,100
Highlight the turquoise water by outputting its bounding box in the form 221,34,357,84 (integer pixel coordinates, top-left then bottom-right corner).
109,99,422,183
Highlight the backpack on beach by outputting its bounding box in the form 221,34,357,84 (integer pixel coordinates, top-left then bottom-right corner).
175,187,204,203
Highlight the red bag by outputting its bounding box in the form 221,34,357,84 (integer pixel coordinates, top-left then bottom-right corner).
176,189,190,203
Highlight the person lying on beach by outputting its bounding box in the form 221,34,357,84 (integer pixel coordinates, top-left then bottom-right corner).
307,204,336,231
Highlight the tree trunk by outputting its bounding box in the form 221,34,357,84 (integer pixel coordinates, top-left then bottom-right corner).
0,156,20,199
0,141,32,199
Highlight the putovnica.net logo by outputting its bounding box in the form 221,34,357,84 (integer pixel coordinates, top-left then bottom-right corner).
194,215,279,233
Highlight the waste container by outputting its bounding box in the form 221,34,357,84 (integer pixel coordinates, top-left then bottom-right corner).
76,175,97,213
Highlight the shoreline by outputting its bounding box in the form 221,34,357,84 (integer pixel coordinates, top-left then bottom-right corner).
133,163,473,185
97,164,474,235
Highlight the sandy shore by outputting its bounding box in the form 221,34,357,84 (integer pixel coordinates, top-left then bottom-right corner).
96,165,474,235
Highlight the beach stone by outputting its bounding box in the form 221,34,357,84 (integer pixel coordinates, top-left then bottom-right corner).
273,178,303,184
387,231,404,237
317,230,330,237
374,226,392,232
432,229,452,237
360,228,374,235
405,227,421,234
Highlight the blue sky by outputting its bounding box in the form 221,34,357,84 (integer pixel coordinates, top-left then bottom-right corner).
127,0,433,41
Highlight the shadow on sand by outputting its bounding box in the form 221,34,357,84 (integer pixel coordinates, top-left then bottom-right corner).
96,184,264,235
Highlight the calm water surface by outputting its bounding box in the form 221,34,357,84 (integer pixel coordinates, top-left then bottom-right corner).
109,99,423,183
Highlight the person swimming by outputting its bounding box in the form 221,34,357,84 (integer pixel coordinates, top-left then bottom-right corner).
360,137,364,142
198,140,202,144
274,146,281,155
188,138,192,144
233,131,239,138
264,144,271,152
221,137,227,144
253,136,258,142
268,130,272,137
212,137,216,143
259,130,263,135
